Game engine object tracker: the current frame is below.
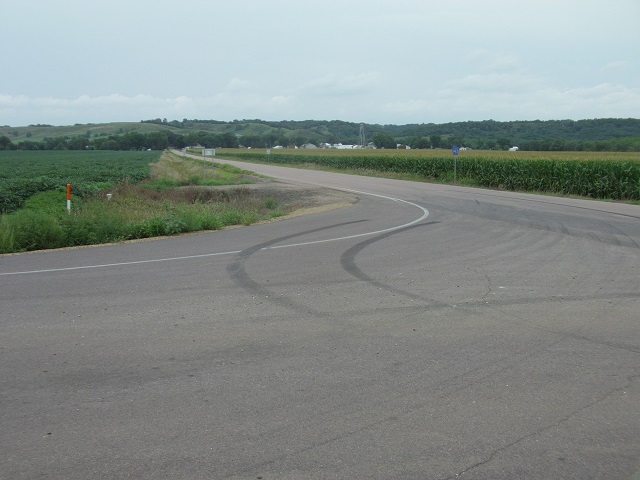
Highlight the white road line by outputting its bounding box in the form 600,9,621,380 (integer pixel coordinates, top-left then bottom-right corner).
0,190,428,276
267,193,428,250
0,250,242,276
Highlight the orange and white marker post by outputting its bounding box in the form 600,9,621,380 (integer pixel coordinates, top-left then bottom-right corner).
66,184,71,214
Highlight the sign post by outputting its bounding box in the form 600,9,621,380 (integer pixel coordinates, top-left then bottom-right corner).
451,146,460,185
202,148,215,175
66,184,71,215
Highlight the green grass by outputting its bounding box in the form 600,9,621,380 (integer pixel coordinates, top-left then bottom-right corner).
0,150,284,253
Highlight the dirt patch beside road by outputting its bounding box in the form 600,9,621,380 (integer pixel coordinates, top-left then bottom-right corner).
205,176,359,219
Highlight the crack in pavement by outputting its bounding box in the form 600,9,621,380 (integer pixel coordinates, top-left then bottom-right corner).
442,371,640,479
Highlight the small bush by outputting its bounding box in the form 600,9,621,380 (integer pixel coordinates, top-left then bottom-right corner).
221,210,243,226
263,198,278,209
4,209,66,251
241,211,259,226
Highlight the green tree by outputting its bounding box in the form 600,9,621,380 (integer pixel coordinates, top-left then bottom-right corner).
199,133,222,148
410,137,431,149
292,136,307,147
68,136,89,150
429,134,442,148
147,131,169,150
0,135,13,149
263,133,278,148
121,132,146,150
496,137,511,150
448,135,465,148
221,132,239,148
372,132,396,149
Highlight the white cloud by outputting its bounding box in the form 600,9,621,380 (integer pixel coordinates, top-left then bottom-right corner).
0,94,201,124
270,95,294,107
464,50,522,73
0,94,30,107
382,100,430,116
377,79,640,124
542,83,640,115
601,60,631,72
444,72,544,94
225,78,252,92
298,73,380,97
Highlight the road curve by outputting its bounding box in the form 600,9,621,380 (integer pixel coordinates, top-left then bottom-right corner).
1,160,639,480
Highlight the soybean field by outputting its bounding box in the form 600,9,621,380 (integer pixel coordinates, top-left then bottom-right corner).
0,150,160,214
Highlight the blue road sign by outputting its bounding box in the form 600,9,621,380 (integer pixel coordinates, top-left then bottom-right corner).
452,146,460,156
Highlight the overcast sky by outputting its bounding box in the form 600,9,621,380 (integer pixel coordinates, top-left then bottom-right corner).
2,0,639,126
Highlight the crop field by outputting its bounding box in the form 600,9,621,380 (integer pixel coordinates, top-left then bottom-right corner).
0,150,288,253
0,150,160,213
217,148,640,201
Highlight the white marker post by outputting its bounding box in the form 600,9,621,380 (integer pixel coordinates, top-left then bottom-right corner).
66,184,71,214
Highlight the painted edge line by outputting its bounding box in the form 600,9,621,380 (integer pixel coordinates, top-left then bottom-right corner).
0,250,242,276
265,191,428,250
0,189,428,276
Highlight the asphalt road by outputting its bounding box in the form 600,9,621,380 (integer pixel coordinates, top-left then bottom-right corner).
1,160,639,480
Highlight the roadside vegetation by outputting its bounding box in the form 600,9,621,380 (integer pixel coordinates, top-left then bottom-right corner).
0,151,284,254
2,144,638,254
217,149,640,201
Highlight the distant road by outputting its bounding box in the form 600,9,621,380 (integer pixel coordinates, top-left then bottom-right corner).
1,160,639,479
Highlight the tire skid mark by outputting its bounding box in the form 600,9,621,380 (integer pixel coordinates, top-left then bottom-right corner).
227,220,368,315
225,193,429,314
338,222,457,310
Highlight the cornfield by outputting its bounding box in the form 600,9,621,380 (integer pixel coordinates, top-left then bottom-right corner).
217,149,640,201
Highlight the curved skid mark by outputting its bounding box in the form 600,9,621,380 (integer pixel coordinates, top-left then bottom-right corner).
338,222,455,310
227,220,371,315
1,191,429,276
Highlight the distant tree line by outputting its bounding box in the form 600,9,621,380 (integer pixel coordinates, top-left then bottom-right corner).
140,118,228,129
2,117,639,152
0,131,240,151
139,117,640,142
2,131,640,152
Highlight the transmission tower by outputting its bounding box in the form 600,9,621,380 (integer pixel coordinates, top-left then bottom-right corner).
359,123,365,148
